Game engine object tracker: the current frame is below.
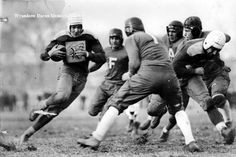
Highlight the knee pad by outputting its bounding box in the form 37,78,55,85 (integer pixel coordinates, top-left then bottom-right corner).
147,102,167,116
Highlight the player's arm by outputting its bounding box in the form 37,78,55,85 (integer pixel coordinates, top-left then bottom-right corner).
86,39,106,64
88,62,104,73
40,40,57,61
125,36,141,76
173,46,196,78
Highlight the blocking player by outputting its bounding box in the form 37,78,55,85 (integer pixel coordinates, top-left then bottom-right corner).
77,17,200,152
171,30,235,145
157,17,234,144
139,20,185,130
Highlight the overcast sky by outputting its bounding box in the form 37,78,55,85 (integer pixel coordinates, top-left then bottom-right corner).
62,0,236,59
1,0,236,59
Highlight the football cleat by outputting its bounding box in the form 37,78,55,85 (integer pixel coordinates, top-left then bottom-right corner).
159,131,169,142
77,135,100,150
221,123,236,145
0,132,16,151
183,141,201,152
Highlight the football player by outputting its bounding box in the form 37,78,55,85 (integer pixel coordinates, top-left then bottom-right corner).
156,17,234,144
77,17,200,152
88,28,140,135
170,30,235,144
139,20,185,130
18,13,106,145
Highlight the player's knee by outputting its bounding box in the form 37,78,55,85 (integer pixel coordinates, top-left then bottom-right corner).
168,103,182,115
147,103,166,116
88,108,100,116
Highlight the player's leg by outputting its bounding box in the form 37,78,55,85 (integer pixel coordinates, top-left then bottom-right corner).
211,73,232,123
163,75,199,152
29,72,73,121
88,84,109,117
20,72,87,144
19,92,78,145
77,73,152,149
140,94,167,130
210,73,235,144
159,87,189,142
187,76,233,144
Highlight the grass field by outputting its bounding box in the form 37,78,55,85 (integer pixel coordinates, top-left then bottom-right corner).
0,101,236,157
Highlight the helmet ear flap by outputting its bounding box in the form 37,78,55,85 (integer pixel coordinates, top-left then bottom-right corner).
191,27,201,39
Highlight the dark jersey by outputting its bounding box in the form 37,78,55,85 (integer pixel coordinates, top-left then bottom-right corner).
104,46,128,82
173,38,226,81
162,34,184,61
125,32,172,68
45,30,105,74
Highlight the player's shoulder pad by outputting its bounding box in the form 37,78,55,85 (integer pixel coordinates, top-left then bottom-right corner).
187,40,204,56
53,30,70,40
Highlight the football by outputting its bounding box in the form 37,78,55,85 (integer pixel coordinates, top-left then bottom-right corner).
48,44,66,62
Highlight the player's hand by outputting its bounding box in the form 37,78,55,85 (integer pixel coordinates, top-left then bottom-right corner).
40,53,50,61
76,50,89,58
122,71,132,81
194,67,204,75
51,50,66,59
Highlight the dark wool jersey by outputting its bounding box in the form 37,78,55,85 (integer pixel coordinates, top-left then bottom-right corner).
45,30,105,74
173,38,225,80
161,34,184,61
104,46,128,82
125,32,172,67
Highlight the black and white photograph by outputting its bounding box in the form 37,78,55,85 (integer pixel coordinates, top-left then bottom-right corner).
0,0,236,156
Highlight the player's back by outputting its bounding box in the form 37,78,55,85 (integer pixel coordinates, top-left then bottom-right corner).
125,32,171,67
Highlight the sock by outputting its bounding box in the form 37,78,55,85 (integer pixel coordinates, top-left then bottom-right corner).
23,126,35,138
207,107,224,125
175,110,195,145
216,122,227,133
166,115,177,131
92,106,119,141
33,115,54,131
162,126,168,133
221,100,232,122
147,115,152,120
